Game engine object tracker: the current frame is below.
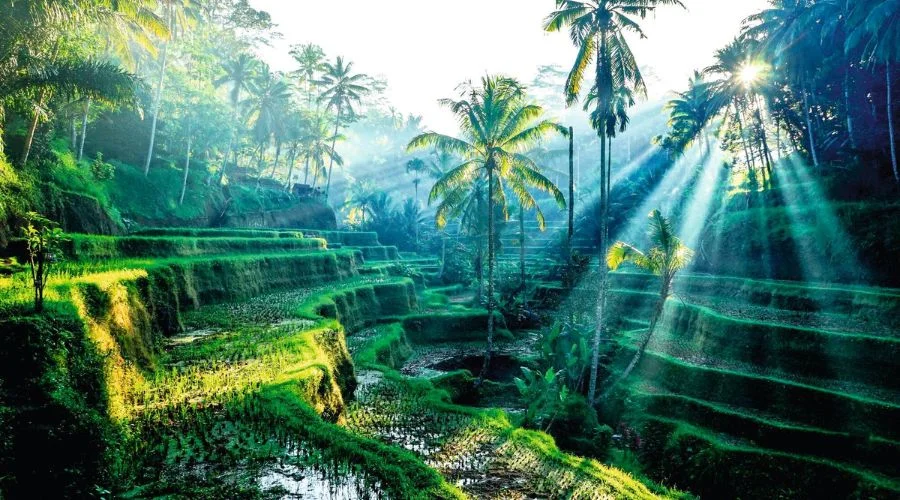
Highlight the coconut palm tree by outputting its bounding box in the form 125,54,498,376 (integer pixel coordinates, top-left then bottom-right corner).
12,59,138,166
846,0,900,182
213,53,259,182
743,1,823,169
290,43,326,107
299,113,344,189
318,56,369,199
142,0,201,176
406,157,427,206
655,71,722,156
408,75,566,384
544,0,685,406
245,67,293,184
602,209,693,397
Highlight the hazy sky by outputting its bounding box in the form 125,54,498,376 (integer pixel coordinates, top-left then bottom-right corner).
250,0,769,134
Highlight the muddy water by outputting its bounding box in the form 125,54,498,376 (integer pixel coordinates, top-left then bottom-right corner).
258,461,382,499
348,370,548,498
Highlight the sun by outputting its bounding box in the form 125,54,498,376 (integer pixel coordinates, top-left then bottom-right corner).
739,63,765,87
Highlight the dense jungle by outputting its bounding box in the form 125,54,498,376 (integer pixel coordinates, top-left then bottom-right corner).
1,0,899,498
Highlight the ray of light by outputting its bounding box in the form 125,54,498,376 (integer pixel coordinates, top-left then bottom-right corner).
615,146,703,246
677,144,728,255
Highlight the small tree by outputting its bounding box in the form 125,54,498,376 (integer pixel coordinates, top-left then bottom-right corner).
90,152,115,181
602,210,693,398
22,213,67,313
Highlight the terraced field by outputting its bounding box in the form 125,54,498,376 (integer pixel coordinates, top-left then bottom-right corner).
536,271,900,498
0,228,678,498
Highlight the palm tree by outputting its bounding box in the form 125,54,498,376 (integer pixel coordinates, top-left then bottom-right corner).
142,0,200,176
213,53,259,182
656,71,720,156
743,1,823,168
602,210,693,397
301,114,344,188
846,0,900,182
408,75,566,384
245,67,292,184
545,0,684,406
343,179,379,225
318,56,369,199
12,60,137,166
290,43,326,107
406,157,427,206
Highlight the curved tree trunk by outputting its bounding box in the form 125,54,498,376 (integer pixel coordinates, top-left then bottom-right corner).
179,123,192,206
602,278,670,399
143,38,169,176
325,105,342,200
284,148,298,191
802,81,820,168
78,98,90,161
887,61,898,183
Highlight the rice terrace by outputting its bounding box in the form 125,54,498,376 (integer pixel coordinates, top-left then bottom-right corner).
0,0,898,498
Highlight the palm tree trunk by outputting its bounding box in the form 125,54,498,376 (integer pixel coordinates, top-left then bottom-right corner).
179,124,192,206
78,98,90,161
439,232,446,279
20,92,47,167
519,204,526,290
269,140,281,178
845,66,857,150
143,38,169,176
285,149,298,191
325,104,341,200
602,277,670,399
478,160,496,385
733,99,754,171
802,81,820,168
568,126,574,263
887,60,898,183
70,117,77,150
303,152,311,185
588,126,609,408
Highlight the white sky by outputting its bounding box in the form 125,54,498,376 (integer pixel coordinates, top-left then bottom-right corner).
250,0,769,135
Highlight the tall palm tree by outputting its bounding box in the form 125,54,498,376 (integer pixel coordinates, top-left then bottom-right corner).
408,76,566,383
318,56,369,199
656,71,720,156
545,0,684,406
602,209,693,397
743,1,823,168
343,179,379,225
142,0,200,176
245,67,292,184
406,157,427,206
213,53,258,182
290,43,326,107
301,114,344,188
12,60,137,166
846,0,900,182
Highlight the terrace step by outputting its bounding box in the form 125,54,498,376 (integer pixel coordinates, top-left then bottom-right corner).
617,346,900,441
630,386,900,477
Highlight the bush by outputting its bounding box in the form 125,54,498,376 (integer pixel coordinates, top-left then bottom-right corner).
90,152,115,181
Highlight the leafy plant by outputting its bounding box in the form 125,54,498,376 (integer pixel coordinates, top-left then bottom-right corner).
22,212,68,313
90,152,115,181
603,209,693,397
514,366,569,431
